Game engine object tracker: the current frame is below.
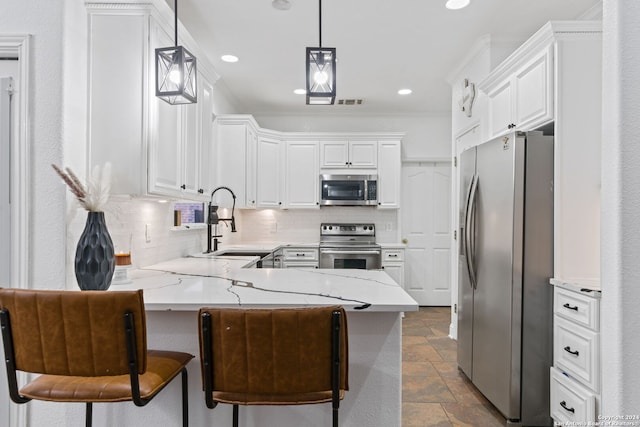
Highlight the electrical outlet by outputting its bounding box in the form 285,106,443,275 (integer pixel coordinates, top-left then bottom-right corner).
145,224,151,243
385,222,392,232
270,221,278,233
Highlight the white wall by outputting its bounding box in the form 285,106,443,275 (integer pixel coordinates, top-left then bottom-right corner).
601,0,640,415
2,1,66,289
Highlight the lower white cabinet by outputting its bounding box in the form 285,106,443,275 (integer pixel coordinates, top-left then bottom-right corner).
381,247,405,287
550,281,601,425
550,367,596,425
281,247,318,269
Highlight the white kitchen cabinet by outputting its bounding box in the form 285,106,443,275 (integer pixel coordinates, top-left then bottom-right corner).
285,141,320,209
86,1,219,201
281,247,319,269
149,69,215,201
197,77,216,198
377,140,401,209
245,126,258,208
550,281,601,425
256,136,284,208
484,44,553,139
215,115,403,210
320,140,377,169
215,115,260,209
550,366,596,425
381,247,405,288
479,21,603,285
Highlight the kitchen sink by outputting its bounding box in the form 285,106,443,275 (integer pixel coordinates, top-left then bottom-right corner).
213,250,272,257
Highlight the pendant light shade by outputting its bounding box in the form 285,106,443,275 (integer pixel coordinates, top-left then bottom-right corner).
155,0,197,105
306,47,336,105
306,0,336,105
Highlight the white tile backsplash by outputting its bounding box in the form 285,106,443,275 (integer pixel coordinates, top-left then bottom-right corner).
229,207,400,244
65,199,399,289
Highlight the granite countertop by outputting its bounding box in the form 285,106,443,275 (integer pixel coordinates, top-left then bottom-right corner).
550,277,602,295
113,255,418,312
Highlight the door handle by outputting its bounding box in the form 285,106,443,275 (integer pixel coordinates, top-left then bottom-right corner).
560,401,575,414
462,174,474,288
464,174,479,289
320,249,381,255
563,346,579,356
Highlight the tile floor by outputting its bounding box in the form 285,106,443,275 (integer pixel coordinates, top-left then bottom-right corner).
402,306,507,427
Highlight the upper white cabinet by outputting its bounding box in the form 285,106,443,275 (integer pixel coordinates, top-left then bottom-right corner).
483,41,553,139
215,115,403,210
215,115,258,209
285,141,320,209
377,140,401,208
85,1,219,202
478,21,603,288
320,140,377,169
256,136,284,208
148,70,215,201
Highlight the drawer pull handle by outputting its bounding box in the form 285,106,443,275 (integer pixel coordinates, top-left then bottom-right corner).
389,254,398,257
560,401,575,414
296,253,304,257
563,303,579,311
564,346,579,356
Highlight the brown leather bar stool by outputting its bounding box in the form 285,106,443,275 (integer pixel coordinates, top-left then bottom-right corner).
0,288,194,427
198,306,349,427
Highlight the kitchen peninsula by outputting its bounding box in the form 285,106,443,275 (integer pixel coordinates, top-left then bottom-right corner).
105,254,418,427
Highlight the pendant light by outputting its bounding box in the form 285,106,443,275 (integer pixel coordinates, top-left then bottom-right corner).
155,0,197,104
306,0,336,105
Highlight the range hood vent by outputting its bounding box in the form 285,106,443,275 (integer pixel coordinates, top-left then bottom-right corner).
337,99,363,105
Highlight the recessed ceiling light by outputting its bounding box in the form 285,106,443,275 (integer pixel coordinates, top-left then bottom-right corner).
445,0,470,10
294,88,306,95
221,55,239,63
272,0,291,10
398,89,412,95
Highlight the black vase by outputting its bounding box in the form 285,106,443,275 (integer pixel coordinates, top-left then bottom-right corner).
75,211,115,290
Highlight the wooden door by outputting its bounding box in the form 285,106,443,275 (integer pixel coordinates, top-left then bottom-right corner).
401,162,451,305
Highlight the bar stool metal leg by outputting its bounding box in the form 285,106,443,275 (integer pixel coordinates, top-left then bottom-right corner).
86,402,93,427
232,404,239,427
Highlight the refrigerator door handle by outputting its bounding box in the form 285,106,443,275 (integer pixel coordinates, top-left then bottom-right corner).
469,174,479,288
464,174,479,288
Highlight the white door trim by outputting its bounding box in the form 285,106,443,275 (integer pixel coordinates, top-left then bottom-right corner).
0,33,31,427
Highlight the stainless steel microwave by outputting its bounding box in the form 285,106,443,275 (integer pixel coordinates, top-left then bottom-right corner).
320,174,378,206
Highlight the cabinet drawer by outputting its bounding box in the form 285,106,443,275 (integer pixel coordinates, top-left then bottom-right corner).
282,248,318,261
554,316,600,392
282,262,318,269
550,367,596,425
382,249,404,262
554,287,600,331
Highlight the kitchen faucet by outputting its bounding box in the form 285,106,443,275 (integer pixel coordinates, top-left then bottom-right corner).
206,186,237,253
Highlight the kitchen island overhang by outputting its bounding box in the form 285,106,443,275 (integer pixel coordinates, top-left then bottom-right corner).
30,256,418,427
116,255,418,313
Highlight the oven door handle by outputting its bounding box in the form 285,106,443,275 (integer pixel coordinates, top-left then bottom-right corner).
320,249,382,255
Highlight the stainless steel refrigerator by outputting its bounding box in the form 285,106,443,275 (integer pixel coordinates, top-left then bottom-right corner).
457,131,554,426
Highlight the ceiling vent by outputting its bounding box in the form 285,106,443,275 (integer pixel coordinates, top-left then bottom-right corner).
337,99,363,105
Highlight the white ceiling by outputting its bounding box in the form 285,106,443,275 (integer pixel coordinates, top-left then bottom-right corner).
176,0,600,115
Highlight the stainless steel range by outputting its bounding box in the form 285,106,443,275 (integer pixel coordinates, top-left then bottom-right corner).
319,223,382,270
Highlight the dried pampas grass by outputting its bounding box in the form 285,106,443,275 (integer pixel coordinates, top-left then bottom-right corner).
52,163,111,212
